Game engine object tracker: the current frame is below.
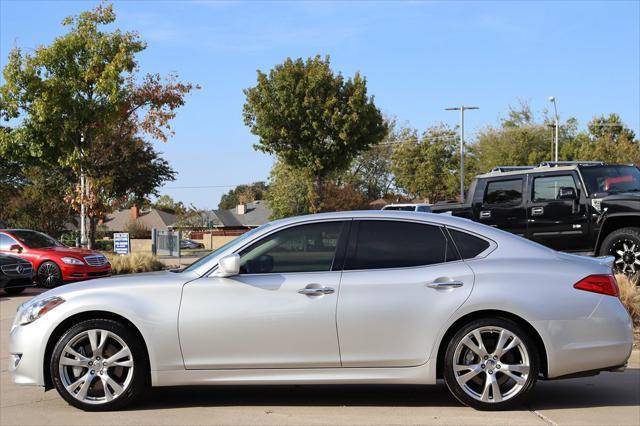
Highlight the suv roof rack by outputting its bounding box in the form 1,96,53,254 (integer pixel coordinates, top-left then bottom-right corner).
538,161,605,167
490,166,536,173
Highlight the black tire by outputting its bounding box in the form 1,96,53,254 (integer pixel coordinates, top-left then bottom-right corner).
37,261,63,289
443,317,539,411
4,286,26,295
599,227,640,276
51,318,147,411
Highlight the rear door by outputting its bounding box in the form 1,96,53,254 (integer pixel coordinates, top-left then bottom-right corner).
477,177,527,237
526,172,590,251
336,219,474,367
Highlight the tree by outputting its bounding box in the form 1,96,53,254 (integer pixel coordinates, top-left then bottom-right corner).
243,55,387,211
0,3,194,247
218,182,268,209
391,124,461,202
567,114,640,164
265,162,313,219
153,195,186,215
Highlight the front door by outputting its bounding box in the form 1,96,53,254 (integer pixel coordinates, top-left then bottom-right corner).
179,220,347,369
337,220,475,367
477,178,527,237
526,172,590,251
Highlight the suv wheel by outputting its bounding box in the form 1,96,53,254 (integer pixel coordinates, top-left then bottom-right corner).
443,317,539,410
51,319,147,411
599,227,640,276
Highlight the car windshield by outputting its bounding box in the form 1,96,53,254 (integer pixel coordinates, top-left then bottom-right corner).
580,165,640,194
181,224,272,273
11,230,63,248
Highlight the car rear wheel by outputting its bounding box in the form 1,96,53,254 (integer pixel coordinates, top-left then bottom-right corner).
51,319,147,411
443,317,539,410
37,261,62,288
599,227,640,276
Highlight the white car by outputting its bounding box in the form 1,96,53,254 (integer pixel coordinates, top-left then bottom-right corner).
10,211,633,411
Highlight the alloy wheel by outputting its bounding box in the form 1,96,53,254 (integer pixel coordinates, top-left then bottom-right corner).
610,239,640,275
58,329,134,405
452,326,530,404
38,262,61,287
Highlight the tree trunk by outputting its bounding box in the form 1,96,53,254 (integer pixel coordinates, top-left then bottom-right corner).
87,216,96,250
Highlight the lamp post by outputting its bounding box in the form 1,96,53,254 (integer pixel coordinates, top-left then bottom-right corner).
445,105,479,202
549,96,559,162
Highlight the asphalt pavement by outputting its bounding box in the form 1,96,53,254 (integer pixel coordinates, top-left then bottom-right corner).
1,288,638,426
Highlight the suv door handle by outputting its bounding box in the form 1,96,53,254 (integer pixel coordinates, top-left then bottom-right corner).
531,206,544,216
298,285,335,296
426,280,464,289
479,211,491,219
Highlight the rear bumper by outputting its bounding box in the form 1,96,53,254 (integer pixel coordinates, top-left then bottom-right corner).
535,296,634,378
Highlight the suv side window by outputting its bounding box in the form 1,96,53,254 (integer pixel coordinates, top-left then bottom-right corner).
533,175,577,201
484,179,523,205
448,229,490,259
345,220,457,270
238,221,345,274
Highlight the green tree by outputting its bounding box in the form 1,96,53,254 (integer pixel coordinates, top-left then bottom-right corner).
153,195,186,215
218,182,268,209
243,55,387,211
0,3,194,247
391,124,461,202
265,161,313,219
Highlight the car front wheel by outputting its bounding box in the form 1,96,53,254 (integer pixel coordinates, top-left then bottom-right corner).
443,317,539,410
37,261,63,288
51,319,147,411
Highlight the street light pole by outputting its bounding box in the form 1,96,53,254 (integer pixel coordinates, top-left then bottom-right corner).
549,96,559,162
445,105,479,202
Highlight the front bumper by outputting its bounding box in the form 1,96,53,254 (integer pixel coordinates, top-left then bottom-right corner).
60,264,111,282
9,316,51,386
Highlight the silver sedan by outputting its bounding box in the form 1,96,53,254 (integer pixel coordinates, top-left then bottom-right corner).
9,211,633,411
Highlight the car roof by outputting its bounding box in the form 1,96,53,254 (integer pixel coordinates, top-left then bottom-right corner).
476,165,579,179
383,203,432,207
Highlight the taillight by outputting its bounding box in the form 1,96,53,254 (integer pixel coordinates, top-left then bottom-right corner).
573,275,619,297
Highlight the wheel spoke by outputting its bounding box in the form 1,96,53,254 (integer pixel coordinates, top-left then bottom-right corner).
493,329,513,359
616,250,625,257
60,356,87,367
480,373,492,402
101,376,114,402
455,364,483,384
104,373,124,395
501,336,521,354
76,374,95,400
490,374,503,402
64,347,90,363
105,347,132,365
501,369,526,385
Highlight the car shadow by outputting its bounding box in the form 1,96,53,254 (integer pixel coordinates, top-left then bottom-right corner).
129,369,639,411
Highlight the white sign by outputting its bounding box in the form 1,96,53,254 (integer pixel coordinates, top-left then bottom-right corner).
113,233,130,255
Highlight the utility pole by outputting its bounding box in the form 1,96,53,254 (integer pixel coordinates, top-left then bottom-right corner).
79,135,88,248
549,96,559,162
445,105,479,202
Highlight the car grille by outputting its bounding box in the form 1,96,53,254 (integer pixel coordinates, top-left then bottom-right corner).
1,263,33,277
84,255,108,267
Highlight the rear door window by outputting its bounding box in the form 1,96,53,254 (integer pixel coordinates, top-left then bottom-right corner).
345,220,457,270
484,179,523,205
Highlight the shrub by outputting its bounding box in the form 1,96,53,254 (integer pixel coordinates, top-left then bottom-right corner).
616,274,640,326
107,253,165,275
93,239,113,251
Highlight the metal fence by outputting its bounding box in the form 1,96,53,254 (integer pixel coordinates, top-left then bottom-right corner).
152,229,181,257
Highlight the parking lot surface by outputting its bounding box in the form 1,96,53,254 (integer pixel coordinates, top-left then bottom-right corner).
2,288,638,426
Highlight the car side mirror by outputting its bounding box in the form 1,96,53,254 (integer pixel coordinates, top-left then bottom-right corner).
214,254,240,278
558,187,577,200
9,244,23,253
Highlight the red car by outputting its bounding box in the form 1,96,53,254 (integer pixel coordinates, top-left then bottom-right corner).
0,229,111,288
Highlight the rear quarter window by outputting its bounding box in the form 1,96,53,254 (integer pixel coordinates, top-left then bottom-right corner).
448,229,491,259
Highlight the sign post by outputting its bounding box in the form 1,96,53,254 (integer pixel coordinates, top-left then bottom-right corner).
113,232,130,255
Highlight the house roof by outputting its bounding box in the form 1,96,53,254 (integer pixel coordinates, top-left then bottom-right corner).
102,208,177,232
211,200,272,228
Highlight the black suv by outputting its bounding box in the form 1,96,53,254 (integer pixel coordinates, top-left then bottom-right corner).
431,162,640,274
0,253,34,295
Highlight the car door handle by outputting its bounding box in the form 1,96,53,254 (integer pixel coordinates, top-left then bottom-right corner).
426,280,464,289
298,286,335,296
531,207,544,216
479,210,491,219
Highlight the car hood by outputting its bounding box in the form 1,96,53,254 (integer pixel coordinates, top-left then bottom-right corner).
26,270,200,304
600,191,640,213
34,246,102,256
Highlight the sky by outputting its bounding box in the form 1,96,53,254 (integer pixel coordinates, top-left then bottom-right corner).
1,0,639,209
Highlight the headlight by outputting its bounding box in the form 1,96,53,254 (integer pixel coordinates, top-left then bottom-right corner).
13,296,65,327
61,257,84,265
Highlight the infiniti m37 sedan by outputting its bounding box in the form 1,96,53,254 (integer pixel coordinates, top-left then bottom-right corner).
10,211,633,411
